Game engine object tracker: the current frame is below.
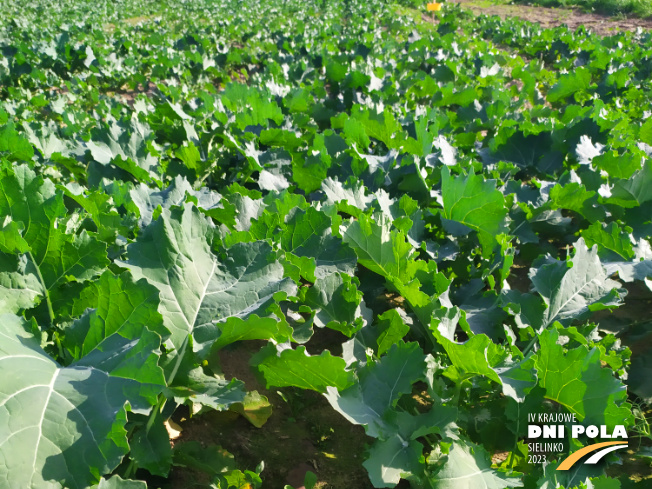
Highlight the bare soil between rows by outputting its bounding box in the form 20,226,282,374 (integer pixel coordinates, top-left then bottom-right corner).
450,0,652,35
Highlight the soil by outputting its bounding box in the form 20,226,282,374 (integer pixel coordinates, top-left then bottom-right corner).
450,0,652,36
158,339,374,489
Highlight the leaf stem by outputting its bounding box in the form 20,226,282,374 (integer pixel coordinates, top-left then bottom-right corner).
124,460,136,479
521,335,538,356
507,403,520,468
27,251,55,325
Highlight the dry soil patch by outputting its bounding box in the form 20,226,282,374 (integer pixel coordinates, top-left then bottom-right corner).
450,0,652,35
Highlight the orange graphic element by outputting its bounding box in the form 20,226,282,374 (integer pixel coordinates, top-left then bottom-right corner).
557,441,628,470
427,3,442,11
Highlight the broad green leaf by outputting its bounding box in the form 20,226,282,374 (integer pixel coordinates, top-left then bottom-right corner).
130,416,172,477
547,67,591,103
530,239,623,328
303,272,366,336
0,253,43,313
376,309,410,355
322,178,374,217
0,220,30,254
325,342,426,437
215,190,265,232
342,213,416,283
494,356,537,403
281,206,357,280
92,475,147,489
434,333,502,385
86,117,160,184
549,182,605,222
173,441,236,477
168,365,245,410
500,290,545,331
593,149,642,180
175,141,202,171
374,190,425,247
61,185,128,241
440,167,507,256
0,122,34,161
292,136,331,193
350,106,403,149
364,435,423,488
130,175,222,228
430,440,522,488
535,328,631,427
580,222,634,260
0,314,163,489
257,345,354,392
38,230,109,291
210,315,292,351
64,271,168,358
363,407,460,487
229,390,273,428
607,160,652,207
120,204,295,358
0,166,108,306
0,165,66,262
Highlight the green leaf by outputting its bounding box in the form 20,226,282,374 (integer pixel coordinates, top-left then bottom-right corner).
325,342,426,438
549,182,605,222
38,230,109,291
280,206,357,280
64,271,168,359
440,167,507,256
229,390,273,428
175,141,202,170
434,333,502,385
61,185,129,241
0,253,44,313
376,309,410,355
580,222,634,260
607,160,652,207
535,328,631,427
257,345,354,392
593,149,642,180
364,435,424,488
169,365,245,410
530,239,623,328
303,272,366,336
322,178,374,217
292,137,331,193
0,165,66,262
119,204,295,358
130,175,222,228
211,315,292,351
430,440,522,488
342,213,416,283
350,106,403,149
494,355,537,403
500,290,545,331
130,416,172,477
0,122,34,161
0,314,163,488
547,67,591,103
0,220,30,254
92,475,147,489
86,117,160,184
173,441,237,477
